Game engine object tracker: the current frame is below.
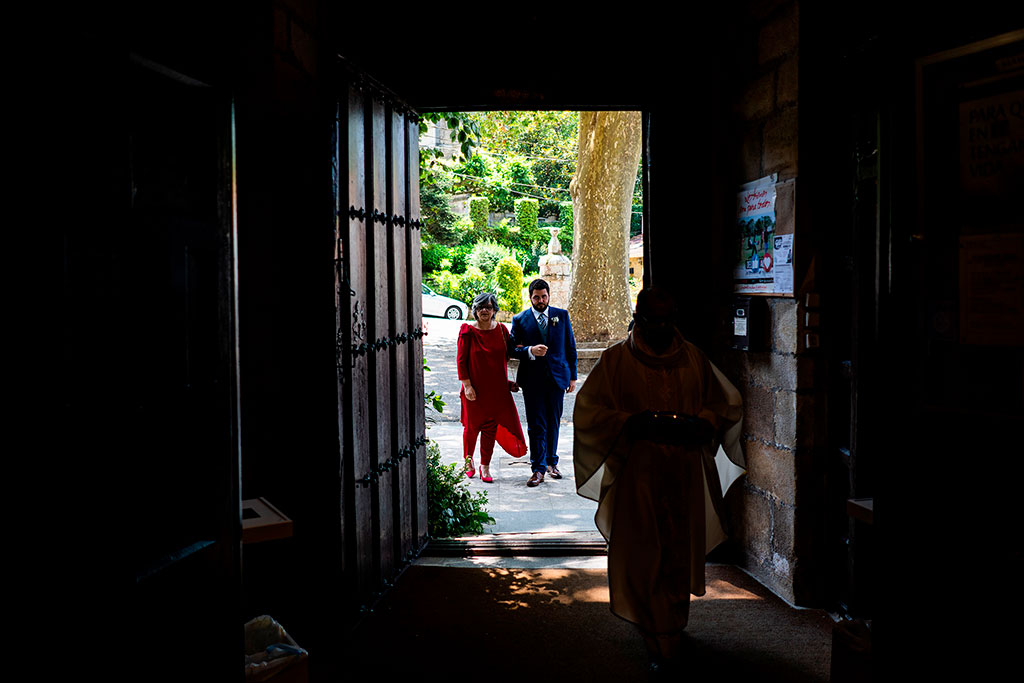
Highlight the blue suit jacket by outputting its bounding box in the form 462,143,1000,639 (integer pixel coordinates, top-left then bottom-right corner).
510,306,577,391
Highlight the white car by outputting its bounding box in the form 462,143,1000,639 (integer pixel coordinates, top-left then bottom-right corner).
421,283,469,319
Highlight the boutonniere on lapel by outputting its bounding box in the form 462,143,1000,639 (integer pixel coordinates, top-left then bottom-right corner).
550,316,560,326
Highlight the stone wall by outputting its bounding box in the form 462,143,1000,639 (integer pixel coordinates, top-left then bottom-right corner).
717,0,819,605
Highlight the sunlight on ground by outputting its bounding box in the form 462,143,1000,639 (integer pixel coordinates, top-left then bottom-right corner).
697,578,763,601
478,567,611,608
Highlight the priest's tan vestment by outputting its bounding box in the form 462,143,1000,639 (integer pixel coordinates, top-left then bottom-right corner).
573,331,744,636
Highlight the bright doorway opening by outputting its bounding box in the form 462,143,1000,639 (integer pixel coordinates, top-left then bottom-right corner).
417,111,643,541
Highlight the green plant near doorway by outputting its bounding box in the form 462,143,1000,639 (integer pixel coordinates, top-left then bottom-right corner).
426,442,494,537
423,362,493,537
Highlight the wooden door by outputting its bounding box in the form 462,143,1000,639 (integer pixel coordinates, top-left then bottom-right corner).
819,34,886,620
127,55,241,680
336,68,427,612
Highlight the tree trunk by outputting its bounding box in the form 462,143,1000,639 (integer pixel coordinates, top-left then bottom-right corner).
568,111,642,342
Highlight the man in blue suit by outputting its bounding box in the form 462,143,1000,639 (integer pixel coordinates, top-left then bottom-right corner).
510,279,578,487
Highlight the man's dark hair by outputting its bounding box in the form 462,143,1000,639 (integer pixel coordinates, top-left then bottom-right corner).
528,278,550,295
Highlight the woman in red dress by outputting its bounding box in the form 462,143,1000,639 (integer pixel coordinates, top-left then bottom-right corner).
457,292,528,482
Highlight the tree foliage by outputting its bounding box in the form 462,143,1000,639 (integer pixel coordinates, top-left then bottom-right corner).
420,172,460,244
418,112,481,186
420,110,642,282
463,111,578,216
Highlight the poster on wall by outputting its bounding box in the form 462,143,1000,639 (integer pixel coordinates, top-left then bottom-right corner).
734,174,792,295
959,233,1024,346
959,89,1024,201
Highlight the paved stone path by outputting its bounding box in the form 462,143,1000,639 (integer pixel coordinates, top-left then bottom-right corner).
421,316,599,536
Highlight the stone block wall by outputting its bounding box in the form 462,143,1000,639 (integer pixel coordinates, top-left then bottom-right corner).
717,0,819,605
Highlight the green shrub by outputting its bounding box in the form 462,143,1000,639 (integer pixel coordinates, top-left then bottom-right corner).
426,269,458,298
514,198,539,231
468,240,513,275
455,266,492,304
469,196,489,230
426,441,494,537
428,266,493,306
421,243,450,273
422,242,476,275
493,218,540,258
495,256,524,313
448,243,473,274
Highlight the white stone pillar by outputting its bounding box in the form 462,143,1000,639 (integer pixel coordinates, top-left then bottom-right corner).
538,227,572,309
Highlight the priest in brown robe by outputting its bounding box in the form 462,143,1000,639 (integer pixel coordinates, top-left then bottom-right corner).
573,287,745,670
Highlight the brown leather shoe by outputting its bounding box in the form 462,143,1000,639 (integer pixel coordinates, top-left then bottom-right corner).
547,465,562,479
527,471,544,487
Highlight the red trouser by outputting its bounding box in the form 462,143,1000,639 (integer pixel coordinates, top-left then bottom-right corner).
463,419,498,465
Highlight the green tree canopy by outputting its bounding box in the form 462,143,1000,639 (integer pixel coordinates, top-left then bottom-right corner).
456,111,579,216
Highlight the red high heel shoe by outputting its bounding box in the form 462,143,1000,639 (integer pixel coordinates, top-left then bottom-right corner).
465,457,476,479
480,465,493,483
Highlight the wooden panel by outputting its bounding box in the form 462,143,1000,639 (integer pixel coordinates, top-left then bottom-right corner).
369,97,394,580
344,86,375,602
388,106,413,563
407,117,427,546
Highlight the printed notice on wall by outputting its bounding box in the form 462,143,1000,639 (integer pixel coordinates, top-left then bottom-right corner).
734,174,792,295
959,233,1024,346
772,234,794,295
959,90,1024,200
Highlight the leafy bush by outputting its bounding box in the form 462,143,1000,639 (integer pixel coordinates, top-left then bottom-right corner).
468,240,513,275
425,269,459,300
426,441,494,537
427,265,492,306
515,198,539,231
422,362,491,538
448,242,473,274
469,196,489,231
491,219,535,257
421,243,450,273
456,266,492,304
422,242,474,275
495,256,524,313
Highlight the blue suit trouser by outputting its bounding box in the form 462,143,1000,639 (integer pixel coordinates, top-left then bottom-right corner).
522,377,564,473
